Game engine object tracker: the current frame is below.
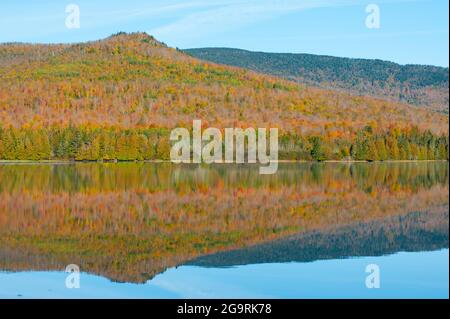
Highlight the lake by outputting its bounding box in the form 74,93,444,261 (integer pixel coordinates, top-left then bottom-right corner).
0,162,448,298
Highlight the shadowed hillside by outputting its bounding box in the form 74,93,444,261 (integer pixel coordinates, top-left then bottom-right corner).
185,48,449,113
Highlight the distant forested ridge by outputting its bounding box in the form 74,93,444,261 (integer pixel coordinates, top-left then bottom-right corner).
185,48,449,113
0,33,448,161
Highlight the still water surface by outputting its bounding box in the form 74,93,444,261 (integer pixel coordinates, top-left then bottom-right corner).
0,162,448,298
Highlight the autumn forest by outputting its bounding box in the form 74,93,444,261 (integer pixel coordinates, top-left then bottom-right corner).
0,32,448,162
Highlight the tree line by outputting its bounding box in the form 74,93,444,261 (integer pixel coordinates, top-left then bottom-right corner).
279,125,449,161
0,125,447,161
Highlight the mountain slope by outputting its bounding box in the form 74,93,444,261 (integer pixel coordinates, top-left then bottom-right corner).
0,33,448,161
185,48,449,113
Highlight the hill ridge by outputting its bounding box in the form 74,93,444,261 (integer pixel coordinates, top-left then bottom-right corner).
185,47,449,112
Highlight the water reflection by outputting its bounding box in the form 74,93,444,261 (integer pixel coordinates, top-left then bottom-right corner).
188,209,449,267
0,162,448,286
1,250,448,299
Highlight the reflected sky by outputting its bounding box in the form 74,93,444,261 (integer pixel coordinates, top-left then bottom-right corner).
1,250,448,299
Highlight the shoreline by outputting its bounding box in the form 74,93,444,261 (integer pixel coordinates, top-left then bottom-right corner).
0,159,448,165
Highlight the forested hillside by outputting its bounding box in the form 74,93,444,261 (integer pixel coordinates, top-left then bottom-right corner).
0,32,448,161
185,48,449,113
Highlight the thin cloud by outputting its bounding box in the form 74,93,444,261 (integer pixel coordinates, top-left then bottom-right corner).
149,0,352,40
267,29,449,41
147,0,420,41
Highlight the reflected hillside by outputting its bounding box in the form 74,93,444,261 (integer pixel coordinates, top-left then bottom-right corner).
187,208,449,267
0,162,448,283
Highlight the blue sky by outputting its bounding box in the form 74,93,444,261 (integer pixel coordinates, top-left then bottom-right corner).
0,0,448,66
